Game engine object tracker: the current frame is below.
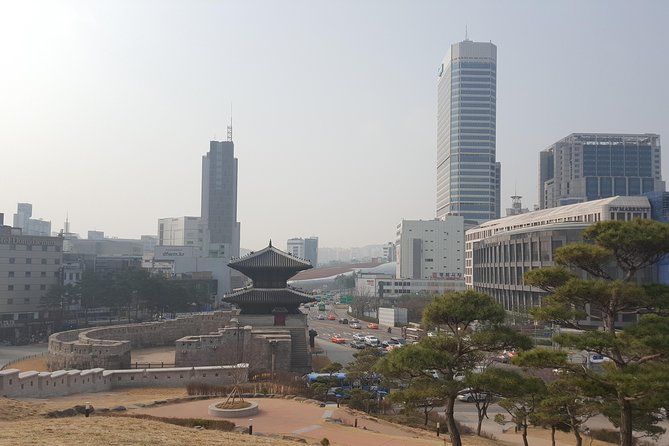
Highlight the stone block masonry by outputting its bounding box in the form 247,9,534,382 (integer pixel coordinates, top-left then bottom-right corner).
0,364,248,399
47,311,235,371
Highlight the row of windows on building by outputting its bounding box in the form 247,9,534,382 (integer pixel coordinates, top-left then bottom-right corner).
5,258,60,264
6,284,45,291
6,271,59,278
4,297,34,304
4,245,61,252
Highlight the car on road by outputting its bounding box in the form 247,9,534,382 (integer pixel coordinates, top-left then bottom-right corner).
349,318,359,323
367,323,379,329
350,340,366,349
352,333,365,341
317,314,325,320
457,389,492,403
364,335,380,346
349,322,362,329
338,318,348,324
331,335,347,344
327,314,337,321
588,353,608,364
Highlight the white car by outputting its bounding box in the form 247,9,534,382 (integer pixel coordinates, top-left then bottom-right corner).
352,333,365,341
364,335,380,346
457,388,492,403
349,322,362,329
317,314,325,320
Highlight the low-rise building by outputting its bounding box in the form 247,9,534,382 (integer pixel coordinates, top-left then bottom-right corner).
465,196,655,326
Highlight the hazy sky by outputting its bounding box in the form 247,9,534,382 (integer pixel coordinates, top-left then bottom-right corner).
2,1,668,250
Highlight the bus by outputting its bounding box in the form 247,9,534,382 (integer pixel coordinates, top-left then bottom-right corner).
318,302,326,311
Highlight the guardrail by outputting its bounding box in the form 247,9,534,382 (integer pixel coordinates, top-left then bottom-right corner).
1,351,47,370
130,362,176,369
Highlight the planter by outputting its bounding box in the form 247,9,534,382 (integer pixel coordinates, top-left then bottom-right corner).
208,401,258,418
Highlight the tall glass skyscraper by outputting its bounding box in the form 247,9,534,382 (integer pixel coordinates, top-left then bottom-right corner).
437,39,499,225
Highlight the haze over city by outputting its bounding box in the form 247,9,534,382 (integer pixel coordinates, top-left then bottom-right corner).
2,0,668,249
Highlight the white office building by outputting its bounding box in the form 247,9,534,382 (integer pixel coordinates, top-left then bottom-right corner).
464,196,654,324
437,39,500,225
287,237,318,266
158,216,203,252
395,218,465,280
12,203,51,237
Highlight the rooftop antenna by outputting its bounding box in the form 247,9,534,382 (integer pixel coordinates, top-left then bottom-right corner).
227,104,233,142
465,25,469,41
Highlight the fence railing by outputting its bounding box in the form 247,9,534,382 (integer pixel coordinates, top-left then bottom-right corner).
1,351,47,371
130,362,176,369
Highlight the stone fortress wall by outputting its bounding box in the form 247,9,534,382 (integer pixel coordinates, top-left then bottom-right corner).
47,311,235,371
175,314,310,373
0,364,248,399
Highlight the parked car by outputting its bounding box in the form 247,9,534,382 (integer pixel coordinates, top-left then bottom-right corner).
349,322,362,329
367,323,379,329
352,333,365,341
331,335,346,344
588,353,608,364
338,318,348,324
327,314,337,321
457,388,492,403
350,340,366,349
349,318,359,323
364,335,380,346
317,314,325,320
381,339,400,348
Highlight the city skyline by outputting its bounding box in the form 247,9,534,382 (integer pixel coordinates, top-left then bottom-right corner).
1,1,668,249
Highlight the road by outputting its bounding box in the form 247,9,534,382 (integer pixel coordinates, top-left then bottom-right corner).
305,304,399,366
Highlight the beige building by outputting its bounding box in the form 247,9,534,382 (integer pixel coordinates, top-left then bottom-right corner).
0,225,63,343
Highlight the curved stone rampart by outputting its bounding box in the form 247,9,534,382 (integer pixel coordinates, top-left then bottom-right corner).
48,311,235,371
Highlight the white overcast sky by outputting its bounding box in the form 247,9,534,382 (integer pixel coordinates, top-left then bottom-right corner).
1,0,668,250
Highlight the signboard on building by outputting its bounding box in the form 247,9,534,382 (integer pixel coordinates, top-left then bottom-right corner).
154,246,196,261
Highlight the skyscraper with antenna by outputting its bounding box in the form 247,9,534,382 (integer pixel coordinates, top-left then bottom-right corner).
201,117,240,264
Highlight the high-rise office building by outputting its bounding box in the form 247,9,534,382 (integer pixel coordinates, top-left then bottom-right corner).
287,237,318,267
201,140,240,259
12,203,51,236
437,39,499,226
539,133,664,209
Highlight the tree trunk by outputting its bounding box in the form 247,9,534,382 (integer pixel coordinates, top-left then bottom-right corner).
620,397,634,446
444,396,462,446
521,422,529,446
476,410,485,437
424,407,428,426
551,425,556,446
573,428,582,446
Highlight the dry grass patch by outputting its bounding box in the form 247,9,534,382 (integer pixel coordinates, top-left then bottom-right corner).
0,417,298,446
8,355,48,372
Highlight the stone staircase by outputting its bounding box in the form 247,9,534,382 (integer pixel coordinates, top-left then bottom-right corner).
289,329,311,373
